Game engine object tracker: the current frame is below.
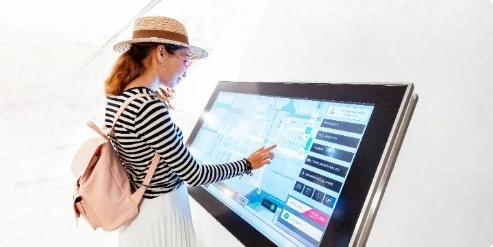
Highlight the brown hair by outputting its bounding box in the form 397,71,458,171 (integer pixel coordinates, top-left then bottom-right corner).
104,43,185,96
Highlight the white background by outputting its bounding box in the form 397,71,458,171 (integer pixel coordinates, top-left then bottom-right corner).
1,0,492,247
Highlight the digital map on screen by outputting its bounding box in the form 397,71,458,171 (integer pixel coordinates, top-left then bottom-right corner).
188,92,374,247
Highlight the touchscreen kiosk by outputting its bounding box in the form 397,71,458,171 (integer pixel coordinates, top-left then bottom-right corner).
186,81,417,247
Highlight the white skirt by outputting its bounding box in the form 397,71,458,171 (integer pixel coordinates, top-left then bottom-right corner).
118,184,201,247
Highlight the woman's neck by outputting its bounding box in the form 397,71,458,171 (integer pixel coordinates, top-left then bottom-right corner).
125,73,159,92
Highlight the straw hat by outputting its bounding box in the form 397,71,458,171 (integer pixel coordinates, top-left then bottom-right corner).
113,16,208,60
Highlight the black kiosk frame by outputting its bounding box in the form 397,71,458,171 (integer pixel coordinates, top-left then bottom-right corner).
186,81,418,247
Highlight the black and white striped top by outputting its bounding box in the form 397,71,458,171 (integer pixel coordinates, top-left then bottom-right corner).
104,87,249,199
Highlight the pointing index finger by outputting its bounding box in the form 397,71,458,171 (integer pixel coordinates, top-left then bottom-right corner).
264,144,277,152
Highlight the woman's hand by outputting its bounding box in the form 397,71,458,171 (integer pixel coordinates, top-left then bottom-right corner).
156,86,176,110
247,144,277,170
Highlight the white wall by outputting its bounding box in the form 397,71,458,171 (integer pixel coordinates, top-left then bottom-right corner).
5,0,488,246
179,0,493,246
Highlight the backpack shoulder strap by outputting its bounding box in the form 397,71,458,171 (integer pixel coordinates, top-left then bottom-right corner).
108,93,151,137
141,153,160,188
107,92,161,201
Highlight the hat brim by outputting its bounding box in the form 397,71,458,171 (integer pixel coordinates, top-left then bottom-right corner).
113,38,208,60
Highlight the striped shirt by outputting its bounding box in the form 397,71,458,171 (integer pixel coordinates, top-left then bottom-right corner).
104,87,249,199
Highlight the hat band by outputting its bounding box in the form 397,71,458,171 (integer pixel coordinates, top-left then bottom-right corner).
132,30,189,44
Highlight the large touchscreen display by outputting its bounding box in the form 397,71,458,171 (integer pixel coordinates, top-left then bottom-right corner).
188,92,374,247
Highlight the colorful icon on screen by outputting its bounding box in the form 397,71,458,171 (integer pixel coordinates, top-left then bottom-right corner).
284,213,290,219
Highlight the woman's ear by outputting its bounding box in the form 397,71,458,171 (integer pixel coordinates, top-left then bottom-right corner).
156,45,165,65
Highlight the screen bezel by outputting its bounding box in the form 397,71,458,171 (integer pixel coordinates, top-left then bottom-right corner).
186,81,411,247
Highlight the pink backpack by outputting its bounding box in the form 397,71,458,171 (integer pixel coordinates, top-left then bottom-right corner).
71,93,160,231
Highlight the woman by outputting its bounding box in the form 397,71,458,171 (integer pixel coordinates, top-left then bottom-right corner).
104,16,276,247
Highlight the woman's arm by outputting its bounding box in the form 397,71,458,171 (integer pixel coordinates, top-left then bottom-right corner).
133,97,250,186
